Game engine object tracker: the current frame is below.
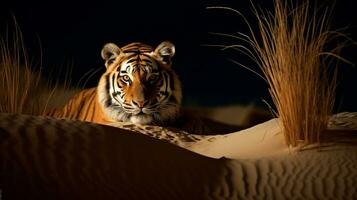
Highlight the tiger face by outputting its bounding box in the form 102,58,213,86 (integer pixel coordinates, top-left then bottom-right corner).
97,41,182,125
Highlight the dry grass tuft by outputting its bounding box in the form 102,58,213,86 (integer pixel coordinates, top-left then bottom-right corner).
0,25,76,116
209,0,350,146
0,27,42,114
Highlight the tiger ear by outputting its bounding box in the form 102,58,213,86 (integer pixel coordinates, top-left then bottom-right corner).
101,43,122,68
154,41,175,65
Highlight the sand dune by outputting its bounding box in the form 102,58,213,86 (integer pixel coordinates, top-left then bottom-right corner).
190,118,290,159
114,111,357,160
0,112,356,199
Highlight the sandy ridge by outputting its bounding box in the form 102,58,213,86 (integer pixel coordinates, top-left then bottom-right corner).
0,112,356,199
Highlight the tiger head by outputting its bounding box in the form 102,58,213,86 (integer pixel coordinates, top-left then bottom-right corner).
97,41,182,125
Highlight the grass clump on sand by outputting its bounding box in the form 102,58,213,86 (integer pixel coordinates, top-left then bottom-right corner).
209,0,350,146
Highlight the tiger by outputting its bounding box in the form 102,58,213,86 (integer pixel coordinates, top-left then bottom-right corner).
45,41,182,125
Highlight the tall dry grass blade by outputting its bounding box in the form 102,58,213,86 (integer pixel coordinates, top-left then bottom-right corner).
209,0,349,146
0,23,76,116
0,25,41,114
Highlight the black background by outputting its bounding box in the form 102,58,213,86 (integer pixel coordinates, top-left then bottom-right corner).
1,0,356,111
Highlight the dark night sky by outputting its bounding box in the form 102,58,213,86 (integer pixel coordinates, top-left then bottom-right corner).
1,0,356,111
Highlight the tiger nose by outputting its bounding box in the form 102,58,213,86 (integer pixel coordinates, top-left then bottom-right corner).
132,100,148,108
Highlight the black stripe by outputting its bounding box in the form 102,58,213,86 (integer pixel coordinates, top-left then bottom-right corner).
124,50,141,54
141,58,152,63
126,53,139,58
168,71,175,91
75,100,86,120
83,91,96,121
126,58,136,64
126,65,131,72
139,54,152,59
112,90,121,96
111,74,116,90
163,72,169,94
104,74,112,107
108,74,120,104
122,43,153,52
136,55,142,62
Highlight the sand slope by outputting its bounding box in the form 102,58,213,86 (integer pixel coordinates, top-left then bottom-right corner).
190,118,289,159
0,112,356,199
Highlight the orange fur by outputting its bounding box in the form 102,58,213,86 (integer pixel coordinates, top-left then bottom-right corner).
45,88,112,124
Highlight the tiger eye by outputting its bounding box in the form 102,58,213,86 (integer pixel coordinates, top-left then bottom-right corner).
122,75,130,82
